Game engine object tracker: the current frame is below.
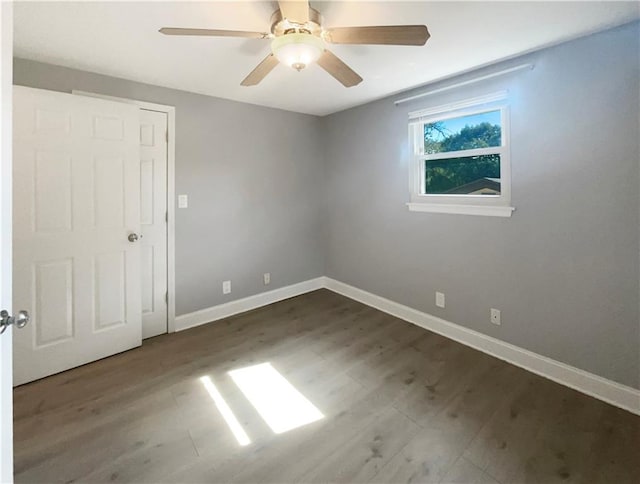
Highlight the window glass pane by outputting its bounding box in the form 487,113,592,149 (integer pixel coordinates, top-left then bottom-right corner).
424,110,501,154
425,154,501,195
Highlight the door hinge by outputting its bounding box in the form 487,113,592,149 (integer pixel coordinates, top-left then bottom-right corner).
165,291,168,304
165,211,168,223
166,130,169,143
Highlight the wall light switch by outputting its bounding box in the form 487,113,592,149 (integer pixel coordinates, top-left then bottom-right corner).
178,194,188,208
223,280,231,295
263,273,271,285
436,292,445,308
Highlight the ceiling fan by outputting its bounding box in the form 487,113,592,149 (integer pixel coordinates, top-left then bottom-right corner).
159,1,430,87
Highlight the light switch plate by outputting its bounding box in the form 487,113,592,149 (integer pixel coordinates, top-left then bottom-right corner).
490,308,501,325
178,194,188,208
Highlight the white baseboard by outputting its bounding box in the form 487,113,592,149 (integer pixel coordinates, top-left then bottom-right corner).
323,277,640,416
175,277,325,332
173,275,639,415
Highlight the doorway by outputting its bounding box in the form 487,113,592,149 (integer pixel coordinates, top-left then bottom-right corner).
12,87,176,386
139,108,169,339
72,91,176,339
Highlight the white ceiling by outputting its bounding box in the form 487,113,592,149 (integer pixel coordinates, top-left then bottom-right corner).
14,1,640,116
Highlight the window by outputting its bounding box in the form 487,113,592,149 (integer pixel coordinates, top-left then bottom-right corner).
408,92,514,217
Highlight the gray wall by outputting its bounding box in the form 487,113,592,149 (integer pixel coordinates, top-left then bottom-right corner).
13,58,326,316
13,21,640,389
323,22,640,389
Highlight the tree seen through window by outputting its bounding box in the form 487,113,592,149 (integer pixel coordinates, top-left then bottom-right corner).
423,110,502,194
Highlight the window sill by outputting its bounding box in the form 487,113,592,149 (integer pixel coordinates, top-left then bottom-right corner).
407,202,515,217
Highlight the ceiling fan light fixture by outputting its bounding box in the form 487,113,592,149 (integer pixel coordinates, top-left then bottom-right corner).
161,2,429,87
271,33,324,71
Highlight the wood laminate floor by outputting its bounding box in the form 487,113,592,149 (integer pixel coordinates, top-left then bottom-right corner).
13,289,640,484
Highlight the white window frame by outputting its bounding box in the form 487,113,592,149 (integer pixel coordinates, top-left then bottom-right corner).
407,91,515,217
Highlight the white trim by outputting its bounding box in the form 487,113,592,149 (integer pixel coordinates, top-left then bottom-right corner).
175,278,325,332
322,277,640,416
166,108,176,333
396,64,532,106
407,202,515,217
71,90,177,333
0,2,14,482
73,91,173,115
408,91,508,120
422,146,504,161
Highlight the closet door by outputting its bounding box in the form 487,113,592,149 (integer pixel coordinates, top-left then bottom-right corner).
13,86,142,385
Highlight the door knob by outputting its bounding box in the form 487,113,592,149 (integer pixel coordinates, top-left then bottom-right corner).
128,233,139,242
0,309,30,335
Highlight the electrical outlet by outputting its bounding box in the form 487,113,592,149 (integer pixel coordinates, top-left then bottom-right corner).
436,292,445,308
223,280,231,295
178,194,188,208
490,308,501,325
263,273,271,285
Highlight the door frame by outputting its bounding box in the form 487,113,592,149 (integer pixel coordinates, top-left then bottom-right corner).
0,1,13,481
72,91,176,334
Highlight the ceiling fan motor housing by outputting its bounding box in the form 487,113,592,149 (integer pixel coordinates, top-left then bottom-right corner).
270,7,323,36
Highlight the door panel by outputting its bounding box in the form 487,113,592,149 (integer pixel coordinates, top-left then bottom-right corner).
94,250,126,330
141,245,154,314
139,109,168,339
34,258,74,346
140,159,154,225
13,86,142,386
34,152,72,231
94,155,125,228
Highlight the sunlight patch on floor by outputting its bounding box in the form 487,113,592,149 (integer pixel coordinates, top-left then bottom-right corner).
199,375,251,446
229,362,324,434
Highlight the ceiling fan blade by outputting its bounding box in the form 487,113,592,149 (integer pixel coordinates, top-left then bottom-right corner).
324,25,430,46
316,50,362,88
159,27,269,39
278,1,310,24
241,54,279,86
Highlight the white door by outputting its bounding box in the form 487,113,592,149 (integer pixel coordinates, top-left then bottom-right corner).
12,86,142,386
139,109,168,339
1,2,14,481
